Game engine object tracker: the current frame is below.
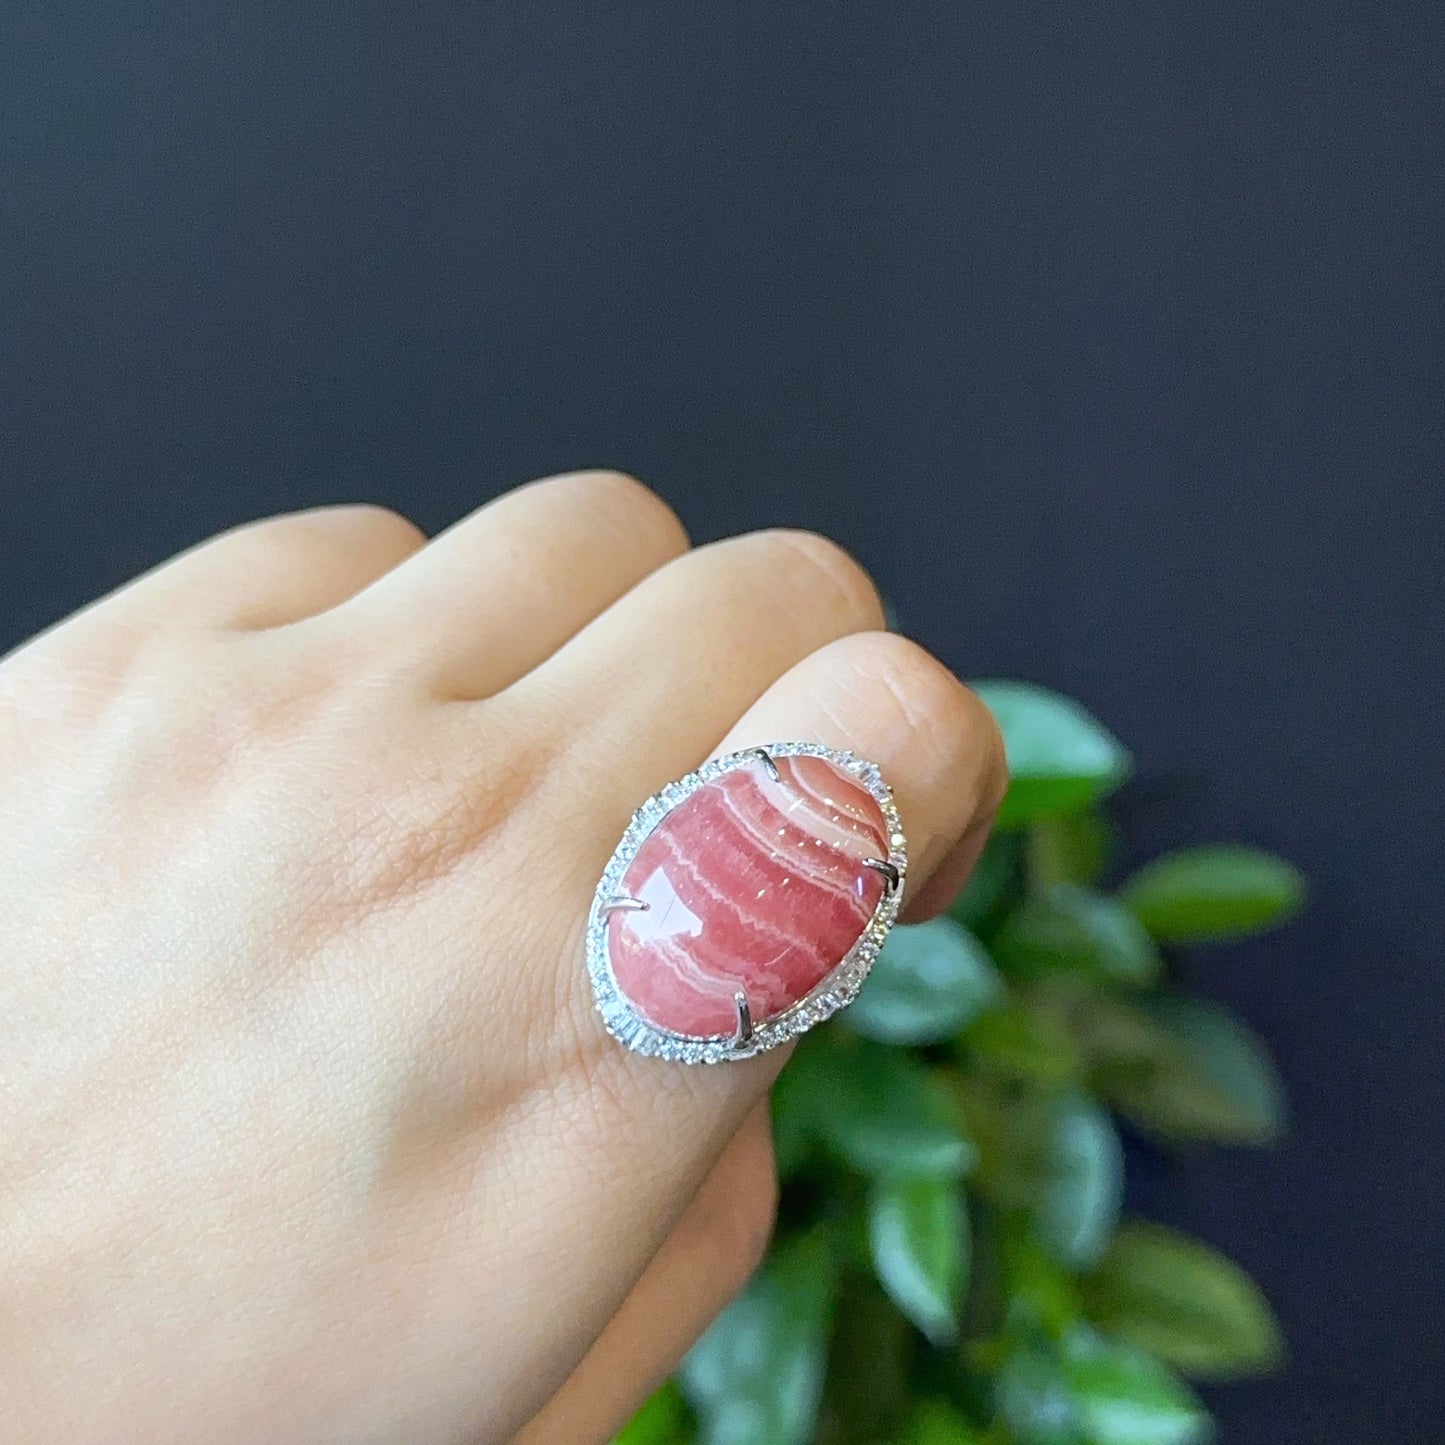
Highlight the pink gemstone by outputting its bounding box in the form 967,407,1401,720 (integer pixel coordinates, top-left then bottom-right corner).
608,754,890,1038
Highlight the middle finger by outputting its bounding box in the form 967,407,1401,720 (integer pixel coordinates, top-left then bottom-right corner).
509,527,885,815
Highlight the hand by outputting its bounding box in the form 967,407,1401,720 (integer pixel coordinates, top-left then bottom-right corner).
0,472,1005,1444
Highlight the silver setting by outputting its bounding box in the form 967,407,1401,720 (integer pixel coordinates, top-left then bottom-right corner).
586,741,907,1064
731,991,754,1049
747,745,782,783
599,896,650,916
863,857,901,893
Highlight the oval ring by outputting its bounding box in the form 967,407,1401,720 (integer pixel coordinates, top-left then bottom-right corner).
586,742,907,1063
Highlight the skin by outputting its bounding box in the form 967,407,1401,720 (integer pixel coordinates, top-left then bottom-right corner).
0,471,1006,1444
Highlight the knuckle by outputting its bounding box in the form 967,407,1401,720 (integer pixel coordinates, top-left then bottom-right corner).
844,632,976,753
325,503,428,553
0,623,200,754
197,505,425,582
826,634,1009,820
959,682,1010,812
757,529,884,629
282,504,427,564
565,470,690,555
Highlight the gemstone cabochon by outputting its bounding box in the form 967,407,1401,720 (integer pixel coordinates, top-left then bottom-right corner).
587,743,906,1063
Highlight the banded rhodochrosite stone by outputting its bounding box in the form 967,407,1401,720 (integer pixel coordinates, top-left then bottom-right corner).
607,753,891,1038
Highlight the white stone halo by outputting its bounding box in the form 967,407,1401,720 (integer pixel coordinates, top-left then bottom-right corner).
586,740,907,1064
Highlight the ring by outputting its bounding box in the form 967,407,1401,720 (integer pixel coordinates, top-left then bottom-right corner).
587,742,907,1063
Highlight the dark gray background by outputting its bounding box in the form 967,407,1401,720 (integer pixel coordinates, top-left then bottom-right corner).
3,4,1441,1439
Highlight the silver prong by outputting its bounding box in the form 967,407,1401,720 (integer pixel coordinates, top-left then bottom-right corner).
748,746,781,783
600,895,650,916
731,991,754,1049
863,857,901,893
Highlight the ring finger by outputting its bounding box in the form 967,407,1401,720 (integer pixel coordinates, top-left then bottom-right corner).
514,1102,777,1445
507,526,887,802
483,629,1004,1433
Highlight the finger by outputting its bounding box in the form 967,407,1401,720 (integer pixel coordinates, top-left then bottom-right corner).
709,632,1006,891
542,630,1004,1097
488,630,1004,1422
323,471,689,697
86,505,427,632
512,1102,776,1445
900,809,999,922
510,528,886,815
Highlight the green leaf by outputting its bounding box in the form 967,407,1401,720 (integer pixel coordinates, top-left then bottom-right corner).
775,1030,976,1180
1029,810,1115,890
1062,1329,1211,1445
900,1399,984,1443
867,1175,970,1345
994,1341,1082,1445
1069,993,1177,1069
847,917,1004,1045
965,998,1083,1092
998,1329,1211,1445
1036,1096,1124,1271
809,1035,976,1179
950,830,1024,931
680,1232,836,1445
819,1272,914,1441
993,884,1162,988
1083,1221,1284,1380
1120,846,1305,943
972,682,1131,827
1097,998,1286,1146
999,1228,1085,1339
614,1381,693,1444
958,1079,1051,1212
958,1084,1121,1271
